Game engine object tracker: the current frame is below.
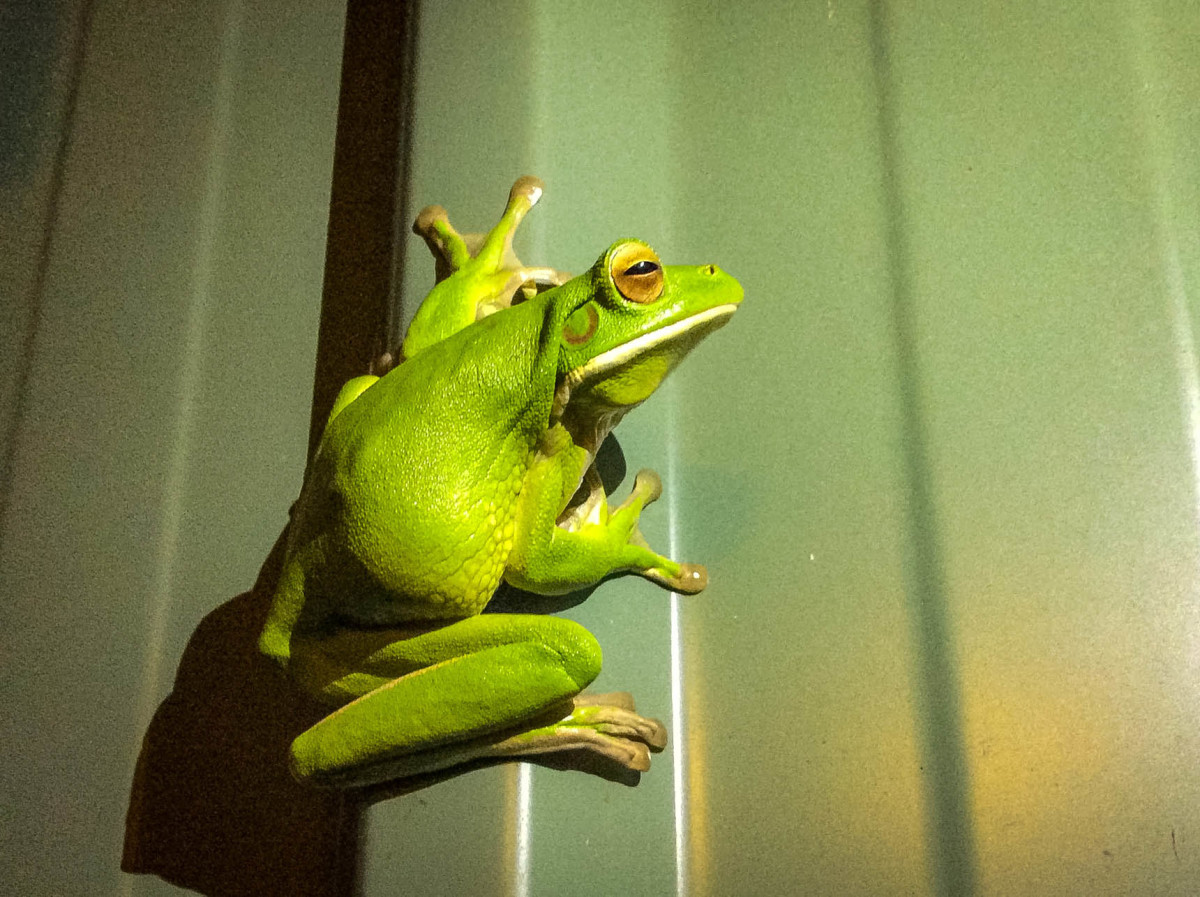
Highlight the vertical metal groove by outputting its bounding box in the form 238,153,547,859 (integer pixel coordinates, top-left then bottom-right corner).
665,384,690,897
0,0,95,547
126,0,244,826
866,3,978,895
1125,0,1200,537
308,0,421,459
385,0,422,354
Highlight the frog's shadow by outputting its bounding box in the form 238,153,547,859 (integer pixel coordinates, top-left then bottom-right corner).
122,530,362,896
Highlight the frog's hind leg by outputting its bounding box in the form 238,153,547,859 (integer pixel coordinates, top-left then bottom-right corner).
287,614,664,788
360,692,667,785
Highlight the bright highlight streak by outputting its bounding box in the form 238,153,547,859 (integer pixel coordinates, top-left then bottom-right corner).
515,762,533,897
666,380,689,897
1125,1,1200,535
670,593,688,897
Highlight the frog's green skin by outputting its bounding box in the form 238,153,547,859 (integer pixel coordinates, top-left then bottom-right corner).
260,179,742,787
402,175,571,360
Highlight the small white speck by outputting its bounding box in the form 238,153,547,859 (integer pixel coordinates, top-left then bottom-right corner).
529,186,543,205
809,553,815,561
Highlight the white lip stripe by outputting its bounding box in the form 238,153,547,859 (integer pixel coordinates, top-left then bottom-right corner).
565,304,739,389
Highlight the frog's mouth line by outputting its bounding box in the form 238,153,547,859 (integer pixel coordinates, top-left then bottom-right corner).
565,304,738,392
551,303,739,422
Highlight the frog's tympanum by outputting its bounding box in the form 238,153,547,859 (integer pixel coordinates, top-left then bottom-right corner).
260,177,742,787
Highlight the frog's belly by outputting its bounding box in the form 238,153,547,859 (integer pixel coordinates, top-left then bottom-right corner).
335,434,528,622
341,586,496,625
340,508,518,624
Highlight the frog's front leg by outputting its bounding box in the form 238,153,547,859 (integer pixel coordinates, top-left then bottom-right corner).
505,427,707,595
285,614,664,787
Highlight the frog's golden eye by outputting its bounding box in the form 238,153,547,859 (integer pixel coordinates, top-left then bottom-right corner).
611,243,664,304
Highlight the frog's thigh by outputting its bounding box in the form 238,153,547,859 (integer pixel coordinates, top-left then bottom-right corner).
290,614,600,783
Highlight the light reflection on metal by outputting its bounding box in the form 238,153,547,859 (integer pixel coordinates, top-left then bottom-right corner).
666,381,689,897
130,0,243,814
516,762,532,897
1127,1,1200,544
670,593,688,897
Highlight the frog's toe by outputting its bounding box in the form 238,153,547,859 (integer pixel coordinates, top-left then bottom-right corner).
622,740,653,772
413,203,449,238
509,174,544,207
557,732,651,772
568,702,668,752
481,701,666,772
644,562,708,595
632,468,663,504
370,350,397,375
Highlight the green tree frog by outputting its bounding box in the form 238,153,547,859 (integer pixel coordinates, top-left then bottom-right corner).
260,177,742,788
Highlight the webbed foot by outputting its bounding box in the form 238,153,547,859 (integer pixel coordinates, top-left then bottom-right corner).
614,469,708,594
490,692,667,771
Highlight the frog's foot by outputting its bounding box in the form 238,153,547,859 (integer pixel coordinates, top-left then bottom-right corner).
573,690,636,711
488,693,668,772
414,176,545,277
321,694,667,784
610,470,709,594
369,350,398,376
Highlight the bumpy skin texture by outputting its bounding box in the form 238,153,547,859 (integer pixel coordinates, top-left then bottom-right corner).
280,296,563,633
259,180,741,787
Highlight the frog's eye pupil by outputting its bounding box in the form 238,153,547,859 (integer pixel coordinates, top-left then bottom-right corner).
625,260,660,276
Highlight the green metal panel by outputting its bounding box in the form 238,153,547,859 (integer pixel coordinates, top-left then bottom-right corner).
367,1,1200,895
0,1,346,893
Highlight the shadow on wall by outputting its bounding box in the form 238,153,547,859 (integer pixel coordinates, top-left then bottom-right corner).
122,531,361,897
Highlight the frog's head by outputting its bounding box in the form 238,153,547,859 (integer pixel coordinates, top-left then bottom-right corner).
550,239,742,455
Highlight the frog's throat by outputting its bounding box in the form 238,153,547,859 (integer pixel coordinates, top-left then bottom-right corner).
550,303,739,423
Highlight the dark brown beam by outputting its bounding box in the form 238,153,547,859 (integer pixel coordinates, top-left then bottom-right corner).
309,0,419,458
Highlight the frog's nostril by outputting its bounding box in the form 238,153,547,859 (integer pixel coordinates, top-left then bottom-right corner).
705,264,717,275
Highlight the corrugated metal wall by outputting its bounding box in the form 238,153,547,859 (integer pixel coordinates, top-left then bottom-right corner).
3,1,1198,895
0,1,346,894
